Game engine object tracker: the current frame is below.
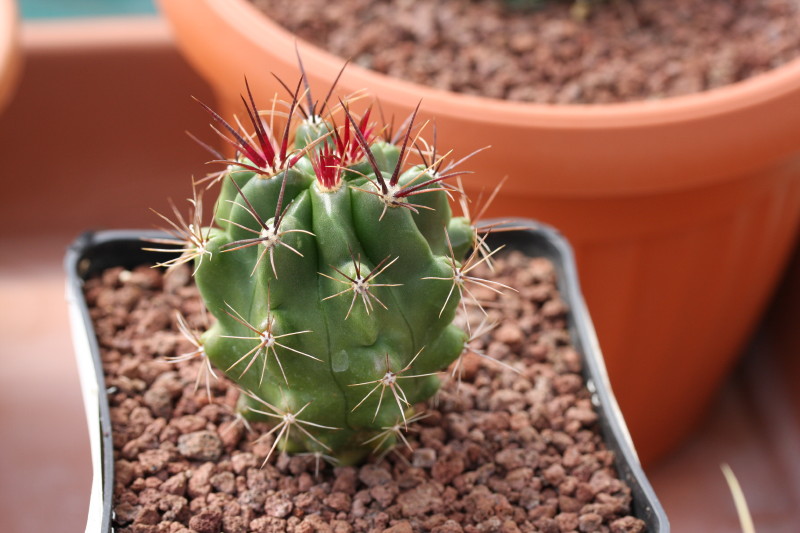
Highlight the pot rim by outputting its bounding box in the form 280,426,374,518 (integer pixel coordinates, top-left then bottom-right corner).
206,0,800,130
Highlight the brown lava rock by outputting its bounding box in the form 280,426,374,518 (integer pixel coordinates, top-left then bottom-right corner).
252,0,800,104
177,431,224,462
85,252,647,532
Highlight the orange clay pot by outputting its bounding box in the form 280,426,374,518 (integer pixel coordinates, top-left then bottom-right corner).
157,0,800,465
0,0,22,113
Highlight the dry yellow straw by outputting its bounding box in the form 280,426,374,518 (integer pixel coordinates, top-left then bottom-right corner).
721,463,756,533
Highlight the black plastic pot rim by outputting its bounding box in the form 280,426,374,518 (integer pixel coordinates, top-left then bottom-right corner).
65,219,669,533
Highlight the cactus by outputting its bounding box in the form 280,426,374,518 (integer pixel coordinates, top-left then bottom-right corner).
150,70,511,466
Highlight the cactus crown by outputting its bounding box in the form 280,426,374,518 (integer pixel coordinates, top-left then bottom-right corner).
149,66,512,466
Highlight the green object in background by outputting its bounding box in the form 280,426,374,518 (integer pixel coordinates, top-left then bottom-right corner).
20,0,157,19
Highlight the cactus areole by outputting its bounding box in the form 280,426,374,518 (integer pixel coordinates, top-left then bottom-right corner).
150,71,505,466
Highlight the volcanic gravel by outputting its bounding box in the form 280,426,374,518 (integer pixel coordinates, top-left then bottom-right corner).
252,0,800,104
84,251,647,532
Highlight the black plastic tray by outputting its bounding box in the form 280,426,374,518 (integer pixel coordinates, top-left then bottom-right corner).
65,221,669,533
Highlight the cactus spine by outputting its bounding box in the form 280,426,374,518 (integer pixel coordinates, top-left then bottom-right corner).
154,74,498,466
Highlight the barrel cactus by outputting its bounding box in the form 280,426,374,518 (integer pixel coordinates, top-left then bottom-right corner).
152,73,507,466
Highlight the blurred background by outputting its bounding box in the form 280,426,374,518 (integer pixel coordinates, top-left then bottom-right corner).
1,0,799,531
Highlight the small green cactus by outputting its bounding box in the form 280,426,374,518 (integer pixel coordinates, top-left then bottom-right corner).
150,69,511,466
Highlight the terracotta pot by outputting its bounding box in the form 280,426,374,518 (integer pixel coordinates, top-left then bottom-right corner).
156,0,800,464
66,225,670,533
0,0,22,113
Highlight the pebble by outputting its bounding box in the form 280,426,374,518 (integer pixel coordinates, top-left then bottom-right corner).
187,462,214,499
188,509,222,533
231,452,257,474
413,447,438,468
579,512,604,532
138,449,171,474
324,492,352,512
161,473,187,496
263,492,294,518
610,516,647,533
383,521,413,533
358,464,393,487
495,323,523,346
177,431,223,461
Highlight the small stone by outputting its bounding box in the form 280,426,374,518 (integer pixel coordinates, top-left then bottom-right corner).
383,521,413,533
143,387,173,418
557,348,583,373
218,419,244,449
576,482,596,503
358,464,393,487
490,389,525,411
187,462,214,498
188,509,222,533
534,517,559,533
555,512,578,531
412,448,437,468
495,323,523,346
177,431,223,461
332,467,358,494
543,463,566,486
431,456,465,485
566,406,599,427
210,471,236,494
138,449,170,474
444,413,470,439
324,492,352,512
114,502,140,524
222,515,247,533
558,476,578,496
370,483,398,507
332,520,354,533
231,452,257,474
553,374,583,395
115,459,139,487
171,415,207,434
495,448,526,470
507,467,534,491
134,505,160,525
431,520,464,533
264,492,294,518
163,266,191,292
398,483,441,516
158,494,189,523
249,516,287,533
610,516,647,533
239,488,266,513
578,512,603,532
509,32,536,53
558,494,582,513
161,473,187,496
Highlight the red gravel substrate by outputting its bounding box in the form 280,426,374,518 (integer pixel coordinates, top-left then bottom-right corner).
251,0,800,104
85,251,647,533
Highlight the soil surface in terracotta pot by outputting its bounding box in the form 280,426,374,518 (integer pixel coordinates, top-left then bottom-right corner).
86,251,647,533
251,0,800,104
